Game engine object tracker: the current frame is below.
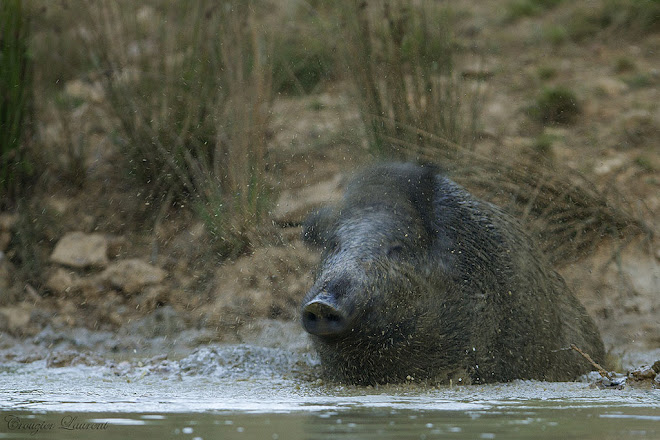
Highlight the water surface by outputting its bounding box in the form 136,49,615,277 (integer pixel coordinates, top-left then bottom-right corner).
1,351,658,440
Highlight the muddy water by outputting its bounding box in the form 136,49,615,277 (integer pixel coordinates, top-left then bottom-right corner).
2,355,659,439
1,322,658,439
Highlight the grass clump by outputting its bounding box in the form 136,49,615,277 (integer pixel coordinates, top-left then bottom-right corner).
623,73,655,89
505,0,563,21
0,0,33,208
537,65,558,81
601,0,660,35
271,6,337,95
567,0,660,41
88,1,273,259
340,0,481,159
272,33,335,94
634,155,655,172
532,132,558,156
565,9,611,41
532,87,581,125
542,25,568,46
613,57,636,74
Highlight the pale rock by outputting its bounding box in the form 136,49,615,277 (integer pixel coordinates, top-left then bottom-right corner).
594,155,626,175
64,79,105,103
0,214,16,251
0,214,17,231
0,304,31,334
50,232,109,268
45,268,79,294
47,197,70,215
595,77,628,97
101,259,167,295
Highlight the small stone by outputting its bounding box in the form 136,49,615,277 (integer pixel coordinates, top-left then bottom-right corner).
45,268,79,294
595,77,629,97
594,155,626,176
630,366,657,380
0,214,18,231
100,259,167,295
51,232,109,269
64,79,105,103
0,305,31,334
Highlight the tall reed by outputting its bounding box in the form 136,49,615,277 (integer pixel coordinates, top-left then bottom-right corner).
341,0,480,159
0,0,32,207
87,1,272,258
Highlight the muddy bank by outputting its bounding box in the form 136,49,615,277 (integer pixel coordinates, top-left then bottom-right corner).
0,318,319,378
1,316,659,389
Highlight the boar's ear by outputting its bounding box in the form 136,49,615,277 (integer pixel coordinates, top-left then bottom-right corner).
302,206,337,248
410,164,440,241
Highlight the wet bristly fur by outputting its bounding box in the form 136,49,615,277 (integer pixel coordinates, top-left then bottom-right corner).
302,162,605,385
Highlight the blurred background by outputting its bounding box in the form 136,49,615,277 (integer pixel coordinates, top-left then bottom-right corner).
0,0,658,364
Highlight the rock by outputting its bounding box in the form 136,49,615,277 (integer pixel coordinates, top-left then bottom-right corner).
594,154,626,175
64,79,105,103
595,77,629,97
51,232,109,269
46,197,70,215
45,268,80,295
100,259,167,295
46,350,100,368
272,174,343,224
630,365,657,381
0,214,17,253
0,305,31,334
0,214,18,231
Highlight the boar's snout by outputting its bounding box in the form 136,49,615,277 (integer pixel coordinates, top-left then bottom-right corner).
302,294,350,337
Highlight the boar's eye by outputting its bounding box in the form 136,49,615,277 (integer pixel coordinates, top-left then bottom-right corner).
387,242,404,258
324,238,339,253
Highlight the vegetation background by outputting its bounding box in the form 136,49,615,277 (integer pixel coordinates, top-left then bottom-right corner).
0,0,658,362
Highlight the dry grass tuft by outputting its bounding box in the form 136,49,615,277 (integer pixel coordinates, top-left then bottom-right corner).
340,0,481,158
393,125,651,265
85,1,273,258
